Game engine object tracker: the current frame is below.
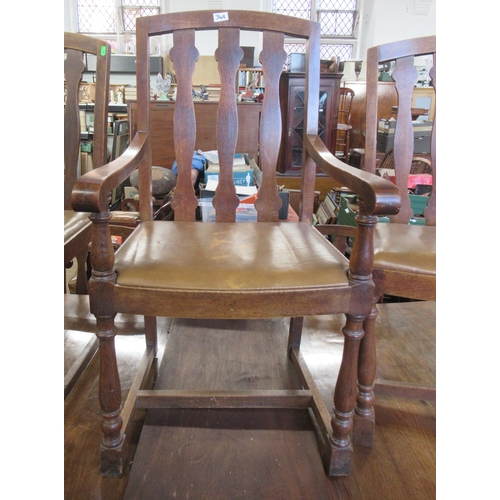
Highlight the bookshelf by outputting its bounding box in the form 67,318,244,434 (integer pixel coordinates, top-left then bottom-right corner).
237,68,265,93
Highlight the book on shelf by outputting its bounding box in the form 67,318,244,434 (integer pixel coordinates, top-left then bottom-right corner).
124,86,137,101
323,192,338,220
80,152,93,175
316,203,332,225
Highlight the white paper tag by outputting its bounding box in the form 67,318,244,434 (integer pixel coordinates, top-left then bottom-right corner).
213,12,229,22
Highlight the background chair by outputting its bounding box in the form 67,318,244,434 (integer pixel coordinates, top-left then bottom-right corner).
334,87,355,162
377,147,432,176
64,33,110,397
352,36,436,448
64,33,110,294
71,10,400,478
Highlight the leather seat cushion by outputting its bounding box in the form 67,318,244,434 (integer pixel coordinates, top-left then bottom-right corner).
373,223,435,275
64,210,91,244
115,221,350,291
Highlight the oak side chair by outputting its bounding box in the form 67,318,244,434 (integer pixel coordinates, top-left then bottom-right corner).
64,33,110,294
71,10,400,478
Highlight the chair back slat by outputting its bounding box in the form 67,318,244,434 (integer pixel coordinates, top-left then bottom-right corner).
169,29,200,221
212,28,243,222
392,55,418,223
254,31,287,222
425,59,436,225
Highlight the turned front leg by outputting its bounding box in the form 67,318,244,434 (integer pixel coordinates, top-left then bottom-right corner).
329,314,365,475
88,212,126,476
97,315,125,477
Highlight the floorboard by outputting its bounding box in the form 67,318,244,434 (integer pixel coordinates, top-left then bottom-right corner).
64,301,436,500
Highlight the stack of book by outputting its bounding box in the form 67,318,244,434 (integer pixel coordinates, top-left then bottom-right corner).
124,86,137,102
315,190,338,225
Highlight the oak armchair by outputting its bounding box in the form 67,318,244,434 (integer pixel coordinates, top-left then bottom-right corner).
71,10,400,478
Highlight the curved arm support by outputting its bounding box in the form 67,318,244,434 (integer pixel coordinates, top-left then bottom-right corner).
305,134,401,217
71,132,149,213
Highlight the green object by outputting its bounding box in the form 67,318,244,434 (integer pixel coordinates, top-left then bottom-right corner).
337,196,426,226
100,45,107,56
409,194,429,217
337,196,357,227
81,142,93,153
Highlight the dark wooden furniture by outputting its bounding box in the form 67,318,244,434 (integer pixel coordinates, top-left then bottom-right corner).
355,36,437,446
342,81,435,154
341,81,397,152
128,100,262,169
71,10,399,478
64,33,110,294
277,72,341,174
334,87,355,161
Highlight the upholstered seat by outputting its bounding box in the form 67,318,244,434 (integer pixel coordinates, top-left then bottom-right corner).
114,221,350,315
64,210,91,245
373,224,436,275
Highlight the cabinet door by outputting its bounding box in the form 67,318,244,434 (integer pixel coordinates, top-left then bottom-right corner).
288,87,329,170
278,73,340,174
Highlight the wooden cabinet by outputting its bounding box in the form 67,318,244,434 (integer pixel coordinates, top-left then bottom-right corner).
128,101,262,169
277,72,342,174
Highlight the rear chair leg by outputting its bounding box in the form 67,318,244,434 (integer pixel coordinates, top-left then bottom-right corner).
353,300,378,447
288,316,304,358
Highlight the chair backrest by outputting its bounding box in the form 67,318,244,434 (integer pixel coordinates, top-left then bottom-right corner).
64,32,110,210
364,36,436,225
135,11,321,223
337,87,355,127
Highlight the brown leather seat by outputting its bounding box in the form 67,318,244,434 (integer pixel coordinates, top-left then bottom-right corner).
115,221,349,304
64,210,91,244
373,224,435,276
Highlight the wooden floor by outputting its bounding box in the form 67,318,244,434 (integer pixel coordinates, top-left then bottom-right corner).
64,297,436,499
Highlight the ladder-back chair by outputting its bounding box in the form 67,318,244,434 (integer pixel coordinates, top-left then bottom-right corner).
71,10,400,477
353,36,436,448
335,87,355,161
64,33,110,294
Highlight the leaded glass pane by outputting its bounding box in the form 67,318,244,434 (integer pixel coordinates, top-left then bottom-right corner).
122,6,160,31
319,0,356,9
78,0,116,33
273,0,311,20
318,11,355,36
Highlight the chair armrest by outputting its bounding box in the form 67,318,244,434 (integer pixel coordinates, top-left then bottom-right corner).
305,134,400,217
71,132,149,213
